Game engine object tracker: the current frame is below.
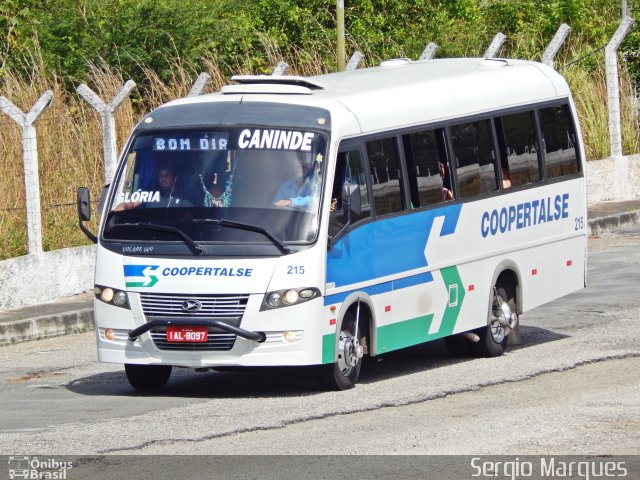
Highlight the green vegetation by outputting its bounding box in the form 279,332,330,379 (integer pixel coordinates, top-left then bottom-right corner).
3,1,640,83
1,0,640,259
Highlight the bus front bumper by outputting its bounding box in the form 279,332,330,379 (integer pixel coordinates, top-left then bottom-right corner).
127,319,266,343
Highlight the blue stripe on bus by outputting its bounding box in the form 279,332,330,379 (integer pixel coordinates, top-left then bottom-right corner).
324,272,435,306
326,203,462,288
324,282,392,306
392,271,434,290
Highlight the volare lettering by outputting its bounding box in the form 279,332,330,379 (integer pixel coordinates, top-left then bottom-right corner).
481,193,570,238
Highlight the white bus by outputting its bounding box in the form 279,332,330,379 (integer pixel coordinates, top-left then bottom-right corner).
78,57,587,391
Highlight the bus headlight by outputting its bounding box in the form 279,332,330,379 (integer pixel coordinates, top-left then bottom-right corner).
94,285,131,310
282,289,299,305
261,288,320,311
266,292,282,308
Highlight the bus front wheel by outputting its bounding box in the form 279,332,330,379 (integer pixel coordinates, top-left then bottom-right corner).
317,313,363,390
470,284,515,357
124,364,172,391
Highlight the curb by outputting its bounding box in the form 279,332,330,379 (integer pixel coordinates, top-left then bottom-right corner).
588,210,640,236
0,308,94,347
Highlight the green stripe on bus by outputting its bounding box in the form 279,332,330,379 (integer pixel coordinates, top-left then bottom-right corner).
376,313,435,353
376,266,465,353
322,333,335,364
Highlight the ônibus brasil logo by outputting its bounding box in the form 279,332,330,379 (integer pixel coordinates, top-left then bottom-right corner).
123,265,159,288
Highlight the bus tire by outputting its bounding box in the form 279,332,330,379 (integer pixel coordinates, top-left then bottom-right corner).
469,285,511,357
125,364,172,391
317,313,363,391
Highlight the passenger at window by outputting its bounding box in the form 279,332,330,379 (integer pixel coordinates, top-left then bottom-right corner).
439,161,453,200
501,165,512,189
115,164,192,211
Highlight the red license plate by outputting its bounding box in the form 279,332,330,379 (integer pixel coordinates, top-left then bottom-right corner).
166,326,208,343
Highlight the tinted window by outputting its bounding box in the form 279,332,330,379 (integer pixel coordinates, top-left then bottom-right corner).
450,120,498,198
539,105,580,178
366,138,405,215
330,149,371,235
402,129,453,208
499,111,541,187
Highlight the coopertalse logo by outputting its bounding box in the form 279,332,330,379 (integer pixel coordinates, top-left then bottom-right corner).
8,456,73,480
123,265,159,288
123,264,255,288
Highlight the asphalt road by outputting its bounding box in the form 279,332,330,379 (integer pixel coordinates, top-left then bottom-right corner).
0,225,638,457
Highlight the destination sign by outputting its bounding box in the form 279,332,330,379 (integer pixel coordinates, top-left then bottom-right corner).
153,133,228,151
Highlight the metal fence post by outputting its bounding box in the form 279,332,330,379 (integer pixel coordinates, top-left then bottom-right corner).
272,61,290,76
419,42,438,61
484,32,507,58
346,51,364,70
188,73,211,96
542,24,571,68
76,80,136,184
0,91,53,254
605,15,635,158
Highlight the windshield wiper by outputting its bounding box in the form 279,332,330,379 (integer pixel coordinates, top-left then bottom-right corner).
192,218,291,255
108,222,205,256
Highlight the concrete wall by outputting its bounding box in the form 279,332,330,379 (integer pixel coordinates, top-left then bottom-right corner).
586,154,640,203
0,245,95,310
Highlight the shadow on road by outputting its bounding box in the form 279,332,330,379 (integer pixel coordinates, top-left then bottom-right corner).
65,325,568,398
357,325,568,384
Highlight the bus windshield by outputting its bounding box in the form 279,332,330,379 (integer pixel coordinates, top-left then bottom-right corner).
103,127,327,251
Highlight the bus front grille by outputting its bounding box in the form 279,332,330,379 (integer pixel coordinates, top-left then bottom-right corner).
150,328,236,351
139,293,249,318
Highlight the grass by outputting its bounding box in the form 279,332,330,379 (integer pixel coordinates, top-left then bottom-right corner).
1,42,639,260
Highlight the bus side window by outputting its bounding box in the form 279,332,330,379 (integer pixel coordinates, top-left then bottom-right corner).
366,137,405,216
329,149,370,236
402,128,452,208
497,111,541,188
450,120,498,199
539,104,580,179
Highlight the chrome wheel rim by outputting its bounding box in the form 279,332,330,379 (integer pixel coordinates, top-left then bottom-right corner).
337,328,360,375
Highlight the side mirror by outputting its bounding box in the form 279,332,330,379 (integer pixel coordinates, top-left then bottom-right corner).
342,182,361,217
329,183,361,248
77,187,97,243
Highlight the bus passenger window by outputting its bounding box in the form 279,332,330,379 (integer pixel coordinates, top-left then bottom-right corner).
539,105,580,179
498,112,541,188
450,120,498,198
366,137,405,216
402,129,453,207
329,149,370,236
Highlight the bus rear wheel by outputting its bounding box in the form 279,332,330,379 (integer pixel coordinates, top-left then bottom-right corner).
317,313,363,390
125,364,172,391
469,284,517,357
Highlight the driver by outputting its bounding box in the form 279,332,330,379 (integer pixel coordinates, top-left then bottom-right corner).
272,157,316,208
